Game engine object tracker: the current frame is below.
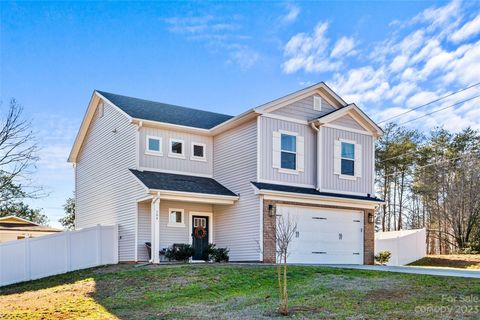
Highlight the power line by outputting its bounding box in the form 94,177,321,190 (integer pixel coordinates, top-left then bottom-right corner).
378,81,480,124
382,151,479,178
396,94,480,126
377,147,479,165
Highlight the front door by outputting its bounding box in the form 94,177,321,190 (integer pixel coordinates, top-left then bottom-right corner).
192,216,209,260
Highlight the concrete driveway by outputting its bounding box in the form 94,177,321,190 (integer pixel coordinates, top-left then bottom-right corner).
324,264,480,279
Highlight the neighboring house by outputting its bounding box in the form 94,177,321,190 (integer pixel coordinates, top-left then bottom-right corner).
68,82,383,265
0,216,61,243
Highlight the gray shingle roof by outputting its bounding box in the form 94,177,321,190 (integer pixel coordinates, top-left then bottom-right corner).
97,91,234,129
130,169,237,197
251,182,383,202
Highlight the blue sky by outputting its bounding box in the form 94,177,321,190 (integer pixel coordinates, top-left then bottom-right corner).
1,0,479,227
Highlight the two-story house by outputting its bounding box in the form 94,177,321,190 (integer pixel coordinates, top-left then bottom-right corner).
68,82,383,265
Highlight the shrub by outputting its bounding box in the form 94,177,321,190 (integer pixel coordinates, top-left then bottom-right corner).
375,250,391,265
165,244,194,262
202,243,230,262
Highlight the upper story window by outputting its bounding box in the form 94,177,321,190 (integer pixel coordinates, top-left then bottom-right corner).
169,138,185,158
334,139,361,179
281,134,297,170
191,142,206,161
168,208,185,227
272,130,304,173
146,135,162,156
341,142,355,176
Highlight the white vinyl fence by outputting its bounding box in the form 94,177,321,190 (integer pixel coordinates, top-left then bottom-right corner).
0,225,118,287
375,228,426,266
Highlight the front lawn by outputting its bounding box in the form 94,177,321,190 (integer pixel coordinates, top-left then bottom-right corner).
1,264,479,319
409,254,480,269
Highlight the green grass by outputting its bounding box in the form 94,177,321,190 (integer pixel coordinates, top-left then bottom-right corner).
1,264,479,319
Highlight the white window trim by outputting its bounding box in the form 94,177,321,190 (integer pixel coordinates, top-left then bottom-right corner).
339,139,356,178
167,208,185,227
190,142,207,162
279,130,298,173
278,168,300,175
168,138,185,159
145,135,163,156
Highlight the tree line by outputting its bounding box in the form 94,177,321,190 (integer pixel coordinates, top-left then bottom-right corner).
376,123,480,254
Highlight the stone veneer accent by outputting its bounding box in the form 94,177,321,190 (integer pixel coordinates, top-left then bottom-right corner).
262,200,375,265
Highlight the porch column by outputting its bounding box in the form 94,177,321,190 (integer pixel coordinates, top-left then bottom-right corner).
150,194,160,264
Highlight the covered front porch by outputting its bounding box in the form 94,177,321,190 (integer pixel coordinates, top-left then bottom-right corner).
131,169,239,263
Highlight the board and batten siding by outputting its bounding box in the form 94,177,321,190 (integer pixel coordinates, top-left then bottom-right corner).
271,94,336,121
75,101,145,262
329,114,368,132
139,127,213,175
213,119,260,261
259,116,316,186
321,126,374,195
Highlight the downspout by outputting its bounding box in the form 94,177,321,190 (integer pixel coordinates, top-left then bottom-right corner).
310,122,321,191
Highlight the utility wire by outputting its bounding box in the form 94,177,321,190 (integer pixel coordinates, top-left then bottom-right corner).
378,81,480,124
382,151,479,178
396,94,480,126
377,147,479,164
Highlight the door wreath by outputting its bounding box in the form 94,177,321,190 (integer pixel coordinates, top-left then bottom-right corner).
194,226,207,239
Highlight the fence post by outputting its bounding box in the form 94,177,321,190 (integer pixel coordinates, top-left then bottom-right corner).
24,237,31,282
65,231,71,272
96,224,102,265
0,244,3,286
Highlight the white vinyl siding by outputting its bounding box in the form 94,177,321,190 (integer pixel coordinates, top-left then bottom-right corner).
213,119,260,261
260,116,316,186
137,202,151,261
271,94,336,121
139,127,213,175
75,101,145,262
322,127,373,194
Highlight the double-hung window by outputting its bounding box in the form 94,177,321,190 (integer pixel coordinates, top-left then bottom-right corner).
341,142,355,176
281,134,297,170
145,135,162,155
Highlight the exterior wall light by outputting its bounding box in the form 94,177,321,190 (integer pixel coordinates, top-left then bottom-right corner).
268,204,275,217
368,212,374,224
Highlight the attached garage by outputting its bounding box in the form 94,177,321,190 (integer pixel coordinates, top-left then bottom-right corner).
277,205,364,264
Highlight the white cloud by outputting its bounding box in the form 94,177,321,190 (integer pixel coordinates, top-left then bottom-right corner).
164,14,259,69
227,45,260,69
282,4,300,24
282,22,355,74
330,36,356,58
450,14,480,42
295,0,480,133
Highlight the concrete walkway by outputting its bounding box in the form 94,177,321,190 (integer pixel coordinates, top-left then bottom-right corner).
324,264,480,279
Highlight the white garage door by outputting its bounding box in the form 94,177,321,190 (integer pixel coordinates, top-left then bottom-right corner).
277,205,364,264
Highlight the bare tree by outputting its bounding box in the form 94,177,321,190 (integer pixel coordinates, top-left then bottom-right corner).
275,213,297,315
0,99,41,202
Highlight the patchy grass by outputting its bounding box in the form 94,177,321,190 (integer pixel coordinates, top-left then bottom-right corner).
1,264,479,319
409,255,480,269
